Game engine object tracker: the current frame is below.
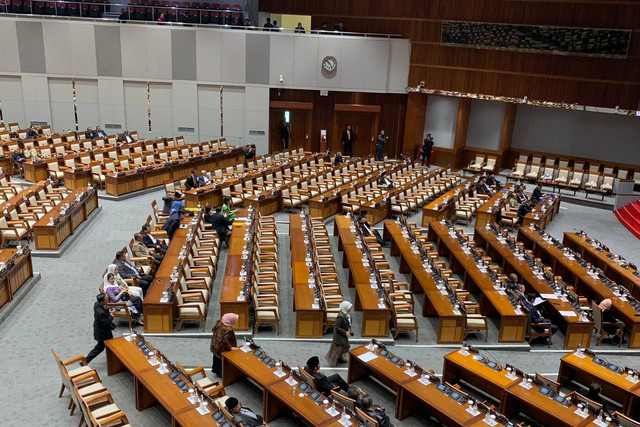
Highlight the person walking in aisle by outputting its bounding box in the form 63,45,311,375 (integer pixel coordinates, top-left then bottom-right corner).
210,313,239,376
85,293,115,364
326,300,352,366
421,134,434,166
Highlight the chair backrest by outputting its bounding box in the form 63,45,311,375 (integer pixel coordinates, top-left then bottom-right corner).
355,408,380,427
514,162,526,173
297,366,316,388
614,412,640,427
591,301,603,332
535,373,559,394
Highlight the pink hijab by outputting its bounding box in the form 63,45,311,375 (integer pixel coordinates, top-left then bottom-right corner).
598,299,612,311
221,313,239,327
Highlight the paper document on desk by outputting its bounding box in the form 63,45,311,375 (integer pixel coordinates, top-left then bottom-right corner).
539,293,558,300
559,310,577,317
179,224,188,228
533,297,546,306
358,352,378,363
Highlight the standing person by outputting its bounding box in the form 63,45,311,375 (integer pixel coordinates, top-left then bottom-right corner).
342,125,355,157
422,134,434,166
294,22,305,33
185,169,199,190
599,298,625,344
281,122,290,149
244,144,256,167
272,20,280,32
375,130,388,161
326,301,352,366
85,293,115,364
263,17,273,30
517,199,533,225
204,206,232,247
210,313,239,376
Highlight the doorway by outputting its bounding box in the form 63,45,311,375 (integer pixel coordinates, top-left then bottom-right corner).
269,101,313,153
332,105,380,158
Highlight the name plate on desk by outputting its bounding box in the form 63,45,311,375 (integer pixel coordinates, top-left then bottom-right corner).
273,370,287,378
358,352,378,363
466,407,481,416
160,297,169,303
378,304,386,309
482,418,498,426
540,293,558,300
404,369,418,377
593,419,609,427
325,407,340,416
311,303,320,309
625,375,640,384
240,345,252,353
338,417,353,427
440,289,449,295
285,377,298,386
147,358,160,366
418,377,431,386
574,352,587,359
157,364,169,375
559,310,577,317
505,372,519,381
453,309,461,315
574,409,588,418
196,405,211,415
518,382,533,390
458,349,470,357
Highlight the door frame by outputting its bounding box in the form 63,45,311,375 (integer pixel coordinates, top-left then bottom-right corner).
269,101,313,153
332,104,381,156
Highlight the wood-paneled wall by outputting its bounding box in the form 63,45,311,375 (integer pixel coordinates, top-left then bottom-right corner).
269,89,407,157
260,0,640,109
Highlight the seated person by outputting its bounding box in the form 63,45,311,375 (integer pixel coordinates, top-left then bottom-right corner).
515,185,528,204
26,125,39,138
524,293,558,335
25,147,41,161
11,149,27,170
221,196,236,221
486,173,502,190
334,152,344,166
140,224,168,254
104,272,143,326
517,199,533,225
378,171,393,189
225,397,269,427
185,169,200,190
347,385,367,409
304,356,349,396
358,212,386,247
96,126,107,138
476,177,493,196
114,251,154,295
361,395,393,427
131,232,163,267
198,170,212,186
506,273,519,290
587,382,609,414
204,206,232,246
599,298,626,344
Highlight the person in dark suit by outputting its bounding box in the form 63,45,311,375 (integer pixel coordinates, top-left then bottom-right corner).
95,126,107,138
204,206,232,246
587,383,609,414
141,224,168,254
599,298,626,344
119,131,134,143
294,22,305,33
225,397,268,427
532,183,543,203
281,123,290,149
184,169,199,190
476,177,493,197
85,293,115,364
114,251,153,295
361,395,393,427
517,199,533,225
486,173,502,190
347,386,367,409
524,293,558,335
26,126,39,138
358,212,386,246
342,125,355,157
161,208,187,240
326,301,352,366
333,152,344,166
85,127,97,139
304,356,349,396
263,17,273,30
375,130,387,161
378,171,393,189
506,273,519,290
421,134,434,166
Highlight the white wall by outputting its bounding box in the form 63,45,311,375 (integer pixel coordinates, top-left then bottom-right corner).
512,105,640,165
466,99,505,151
424,95,458,149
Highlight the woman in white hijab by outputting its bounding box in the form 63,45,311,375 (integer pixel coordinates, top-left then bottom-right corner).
105,264,143,298
326,300,352,367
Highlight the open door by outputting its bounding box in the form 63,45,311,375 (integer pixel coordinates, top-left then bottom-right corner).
269,101,313,153
332,104,380,158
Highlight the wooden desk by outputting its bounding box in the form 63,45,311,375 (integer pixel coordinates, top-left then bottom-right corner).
558,350,640,417
398,376,485,424
334,215,390,337
290,214,324,338
429,222,527,342
23,160,48,182
0,249,34,310
184,184,223,209
502,379,597,427
518,226,640,348
348,345,417,419
143,213,204,333
563,232,640,301
32,187,99,250
105,336,205,424
62,168,92,190
421,175,474,227
443,349,521,404
474,184,515,228
384,220,465,343
522,193,561,230
474,225,594,349
173,406,219,427
246,192,282,216
219,210,251,331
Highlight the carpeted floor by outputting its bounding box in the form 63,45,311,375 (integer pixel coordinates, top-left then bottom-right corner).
1,172,639,426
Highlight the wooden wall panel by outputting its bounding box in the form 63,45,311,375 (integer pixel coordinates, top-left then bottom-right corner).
269,89,407,157
261,0,640,109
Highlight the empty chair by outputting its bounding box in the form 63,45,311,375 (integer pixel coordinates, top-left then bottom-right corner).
482,156,497,172
525,164,541,181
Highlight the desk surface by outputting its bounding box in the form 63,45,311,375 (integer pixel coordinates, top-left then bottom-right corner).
33,186,93,227
444,349,521,390
105,336,157,375
289,214,322,312
350,345,417,387
560,351,640,394
220,211,250,304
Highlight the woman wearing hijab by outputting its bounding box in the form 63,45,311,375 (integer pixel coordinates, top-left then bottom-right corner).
103,273,144,325
105,264,144,298
326,300,352,367
210,313,239,376
599,298,625,343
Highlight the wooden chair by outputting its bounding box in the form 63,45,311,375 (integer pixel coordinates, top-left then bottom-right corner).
465,311,488,342
507,161,526,181
176,362,225,397
356,407,380,427
524,308,553,347
390,302,419,342
51,349,92,400
482,156,497,173
252,292,280,335
592,301,624,347
176,289,206,331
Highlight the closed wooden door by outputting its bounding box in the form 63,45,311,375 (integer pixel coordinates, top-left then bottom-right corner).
333,110,379,158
